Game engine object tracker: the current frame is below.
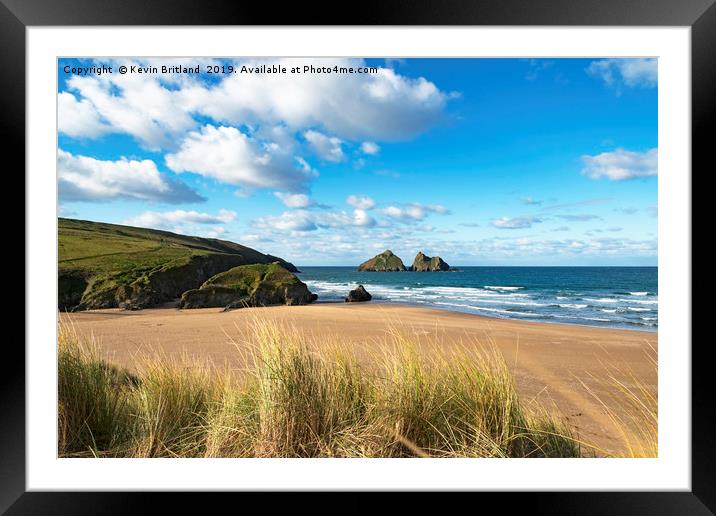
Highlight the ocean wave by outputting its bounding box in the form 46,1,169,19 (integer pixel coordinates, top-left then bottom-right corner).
301,276,657,330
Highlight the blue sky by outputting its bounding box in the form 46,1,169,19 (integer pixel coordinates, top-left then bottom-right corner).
57,57,657,266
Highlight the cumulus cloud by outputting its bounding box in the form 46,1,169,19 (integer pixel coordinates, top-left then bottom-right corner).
303,130,345,162
352,209,376,227
165,125,314,192
63,62,198,150
58,92,112,139
587,58,657,90
60,58,452,151
360,141,380,155
346,195,375,210
490,216,543,229
581,148,657,181
58,149,203,204
191,58,452,141
254,207,376,233
382,203,450,222
274,192,315,208
124,209,235,226
122,209,236,235
254,210,318,232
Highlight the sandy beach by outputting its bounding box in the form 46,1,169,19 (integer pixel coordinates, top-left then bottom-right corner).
63,303,657,456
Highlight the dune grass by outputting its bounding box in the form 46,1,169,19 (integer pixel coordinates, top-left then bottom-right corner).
59,320,591,458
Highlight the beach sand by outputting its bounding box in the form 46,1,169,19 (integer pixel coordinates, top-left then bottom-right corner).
63,303,657,456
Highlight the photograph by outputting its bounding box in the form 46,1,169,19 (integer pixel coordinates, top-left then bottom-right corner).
56,56,658,459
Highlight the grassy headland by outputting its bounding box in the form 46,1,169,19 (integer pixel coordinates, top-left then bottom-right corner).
58,218,297,311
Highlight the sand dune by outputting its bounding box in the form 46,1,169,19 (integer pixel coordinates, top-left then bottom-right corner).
64,303,657,456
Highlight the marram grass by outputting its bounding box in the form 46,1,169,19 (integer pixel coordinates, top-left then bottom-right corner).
58,319,650,458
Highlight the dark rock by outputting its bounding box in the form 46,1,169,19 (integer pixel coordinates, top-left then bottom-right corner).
346,285,372,302
179,263,317,309
357,250,407,272
411,251,451,272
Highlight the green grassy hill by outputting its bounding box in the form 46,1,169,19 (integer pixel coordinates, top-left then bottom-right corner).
58,218,297,311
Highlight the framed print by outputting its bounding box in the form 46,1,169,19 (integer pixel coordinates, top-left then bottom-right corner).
5,0,712,510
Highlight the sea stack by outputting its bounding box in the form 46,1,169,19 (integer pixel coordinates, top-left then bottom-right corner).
357,250,407,272
411,251,451,272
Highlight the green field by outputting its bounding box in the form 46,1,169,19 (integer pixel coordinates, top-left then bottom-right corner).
58,218,296,310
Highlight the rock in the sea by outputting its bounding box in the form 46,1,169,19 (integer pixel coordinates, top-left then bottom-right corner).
346,285,372,302
357,250,407,272
411,251,451,272
179,263,317,309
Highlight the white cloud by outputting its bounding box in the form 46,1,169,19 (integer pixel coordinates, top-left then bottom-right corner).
254,207,375,233
520,196,542,205
191,58,452,141
360,141,380,155
381,203,450,222
274,191,315,208
64,61,199,150
254,210,318,232
587,58,657,90
61,58,452,152
352,209,376,227
581,148,657,181
556,214,601,221
58,92,112,139
346,195,375,210
304,130,345,162
165,125,314,192
490,216,543,229
122,209,236,235
124,209,236,227
58,149,203,204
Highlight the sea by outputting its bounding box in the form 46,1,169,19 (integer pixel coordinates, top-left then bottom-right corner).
296,266,658,332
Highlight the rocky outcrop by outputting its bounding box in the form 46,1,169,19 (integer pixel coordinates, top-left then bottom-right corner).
345,285,372,302
357,250,407,272
411,252,451,272
179,263,317,309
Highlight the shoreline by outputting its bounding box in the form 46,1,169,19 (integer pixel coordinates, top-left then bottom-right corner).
64,302,657,456
306,299,658,333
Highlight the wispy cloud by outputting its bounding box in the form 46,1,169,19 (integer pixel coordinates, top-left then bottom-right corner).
520,196,542,206
556,214,601,222
490,216,543,229
586,58,657,92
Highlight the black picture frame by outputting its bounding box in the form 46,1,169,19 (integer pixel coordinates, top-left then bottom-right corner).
4,0,710,510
